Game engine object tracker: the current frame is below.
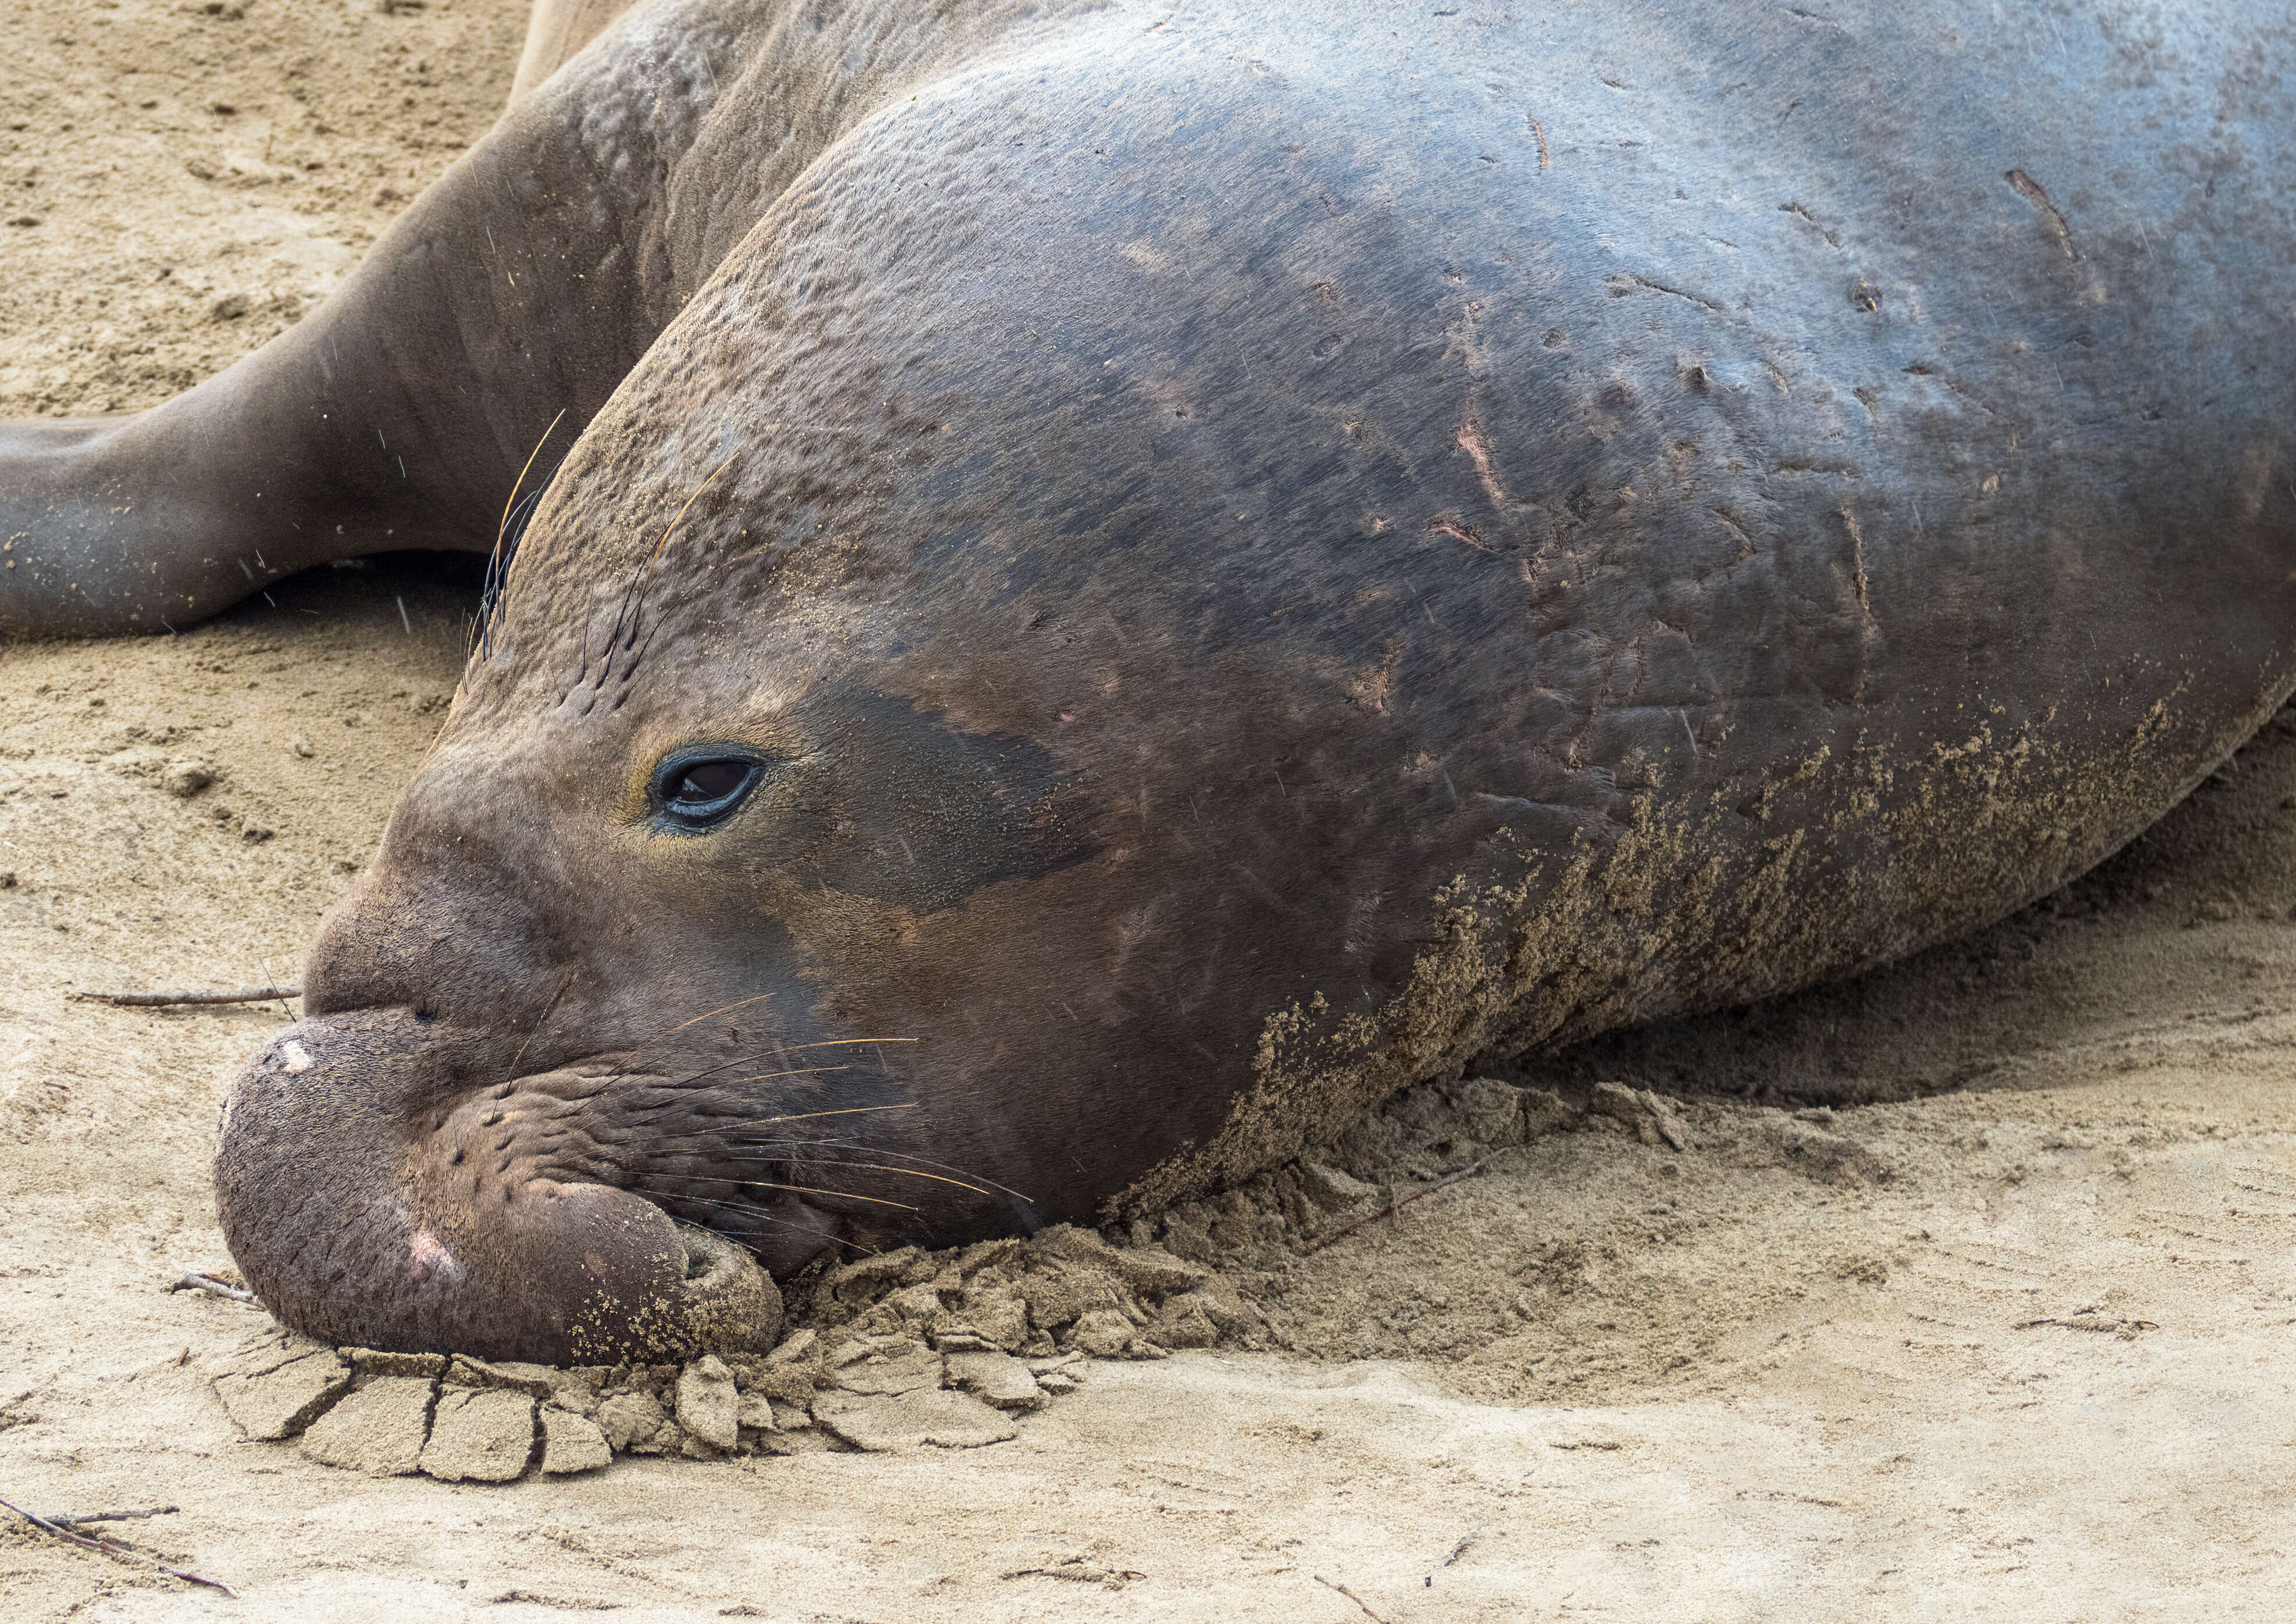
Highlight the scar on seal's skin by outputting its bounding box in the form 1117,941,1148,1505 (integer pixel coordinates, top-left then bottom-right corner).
407,1231,462,1286
2005,168,2078,258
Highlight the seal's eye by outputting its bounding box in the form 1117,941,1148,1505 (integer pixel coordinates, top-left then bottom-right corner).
651,755,761,830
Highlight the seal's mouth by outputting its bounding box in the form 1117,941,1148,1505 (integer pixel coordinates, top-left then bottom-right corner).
215,1012,784,1364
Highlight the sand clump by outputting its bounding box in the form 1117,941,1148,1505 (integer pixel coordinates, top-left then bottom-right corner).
205,1220,1244,1478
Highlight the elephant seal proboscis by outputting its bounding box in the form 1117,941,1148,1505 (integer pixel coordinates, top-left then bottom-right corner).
5,0,2292,1361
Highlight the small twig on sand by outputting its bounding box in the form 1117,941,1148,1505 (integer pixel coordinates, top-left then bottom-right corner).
1001,1559,1148,1584
70,986,300,1008
1314,1574,1392,1623
0,1495,237,1598
167,1273,256,1304
48,1507,180,1527
1306,1155,1496,1254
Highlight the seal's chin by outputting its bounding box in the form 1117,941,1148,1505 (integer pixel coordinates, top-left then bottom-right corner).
215,1015,782,1364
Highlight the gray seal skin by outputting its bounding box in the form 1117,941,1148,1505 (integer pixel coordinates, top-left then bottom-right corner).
8,0,2293,1361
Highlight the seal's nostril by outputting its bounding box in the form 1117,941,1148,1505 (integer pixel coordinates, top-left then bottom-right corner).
681,1226,730,1283
654,1226,780,1353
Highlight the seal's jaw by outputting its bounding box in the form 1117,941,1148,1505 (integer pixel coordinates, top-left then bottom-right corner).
216,1016,782,1364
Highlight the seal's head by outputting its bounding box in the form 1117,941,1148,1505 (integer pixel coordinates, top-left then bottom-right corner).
213,616,1143,1362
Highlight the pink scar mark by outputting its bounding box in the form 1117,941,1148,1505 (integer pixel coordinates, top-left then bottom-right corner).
407,1229,463,1285
1428,519,1492,552
1456,417,1511,509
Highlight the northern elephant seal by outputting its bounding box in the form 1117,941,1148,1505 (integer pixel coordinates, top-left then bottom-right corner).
7,0,2294,1362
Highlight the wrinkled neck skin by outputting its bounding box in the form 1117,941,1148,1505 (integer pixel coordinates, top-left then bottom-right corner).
215,0,2296,1362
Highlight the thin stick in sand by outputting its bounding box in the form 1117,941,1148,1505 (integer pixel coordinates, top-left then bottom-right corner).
47,1507,180,1527
166,1273,257,1304
70,985,301,1008
1313,1573,1393,1622
1304,1154,1496,1254
0,1494,237,1598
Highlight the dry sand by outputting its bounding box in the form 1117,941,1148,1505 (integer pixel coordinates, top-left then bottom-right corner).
5,1,2295,1617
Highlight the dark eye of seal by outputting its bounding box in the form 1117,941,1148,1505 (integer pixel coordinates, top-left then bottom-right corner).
650,755,762,830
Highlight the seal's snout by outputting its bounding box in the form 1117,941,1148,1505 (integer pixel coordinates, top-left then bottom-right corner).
216,1012,780,1364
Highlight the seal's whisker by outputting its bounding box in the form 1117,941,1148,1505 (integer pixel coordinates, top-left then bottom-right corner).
634,1104,922,1143
624,997,785,1047
598,451,739,686
666,1140,1033,1205
721,1101,922,1123
564,1044,904,1107
633,1033,924,1094
639,1176,918,1213
498,409,568,555
503,967,577,1079
662,1195,879,1255
477,406,569,660
637,452,737,583
632,1119,935,1158
619,585,676,698
666,1059,854,1091
643,1193,876,1255
630,1118,921,1149
785,1158,1004,1197
778,1140,1036,1204
624,990,916,1055
644,1161,992,1198
650,1057,849,1095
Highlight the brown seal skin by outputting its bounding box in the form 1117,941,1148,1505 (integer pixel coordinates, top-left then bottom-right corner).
9,0,2295,1361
